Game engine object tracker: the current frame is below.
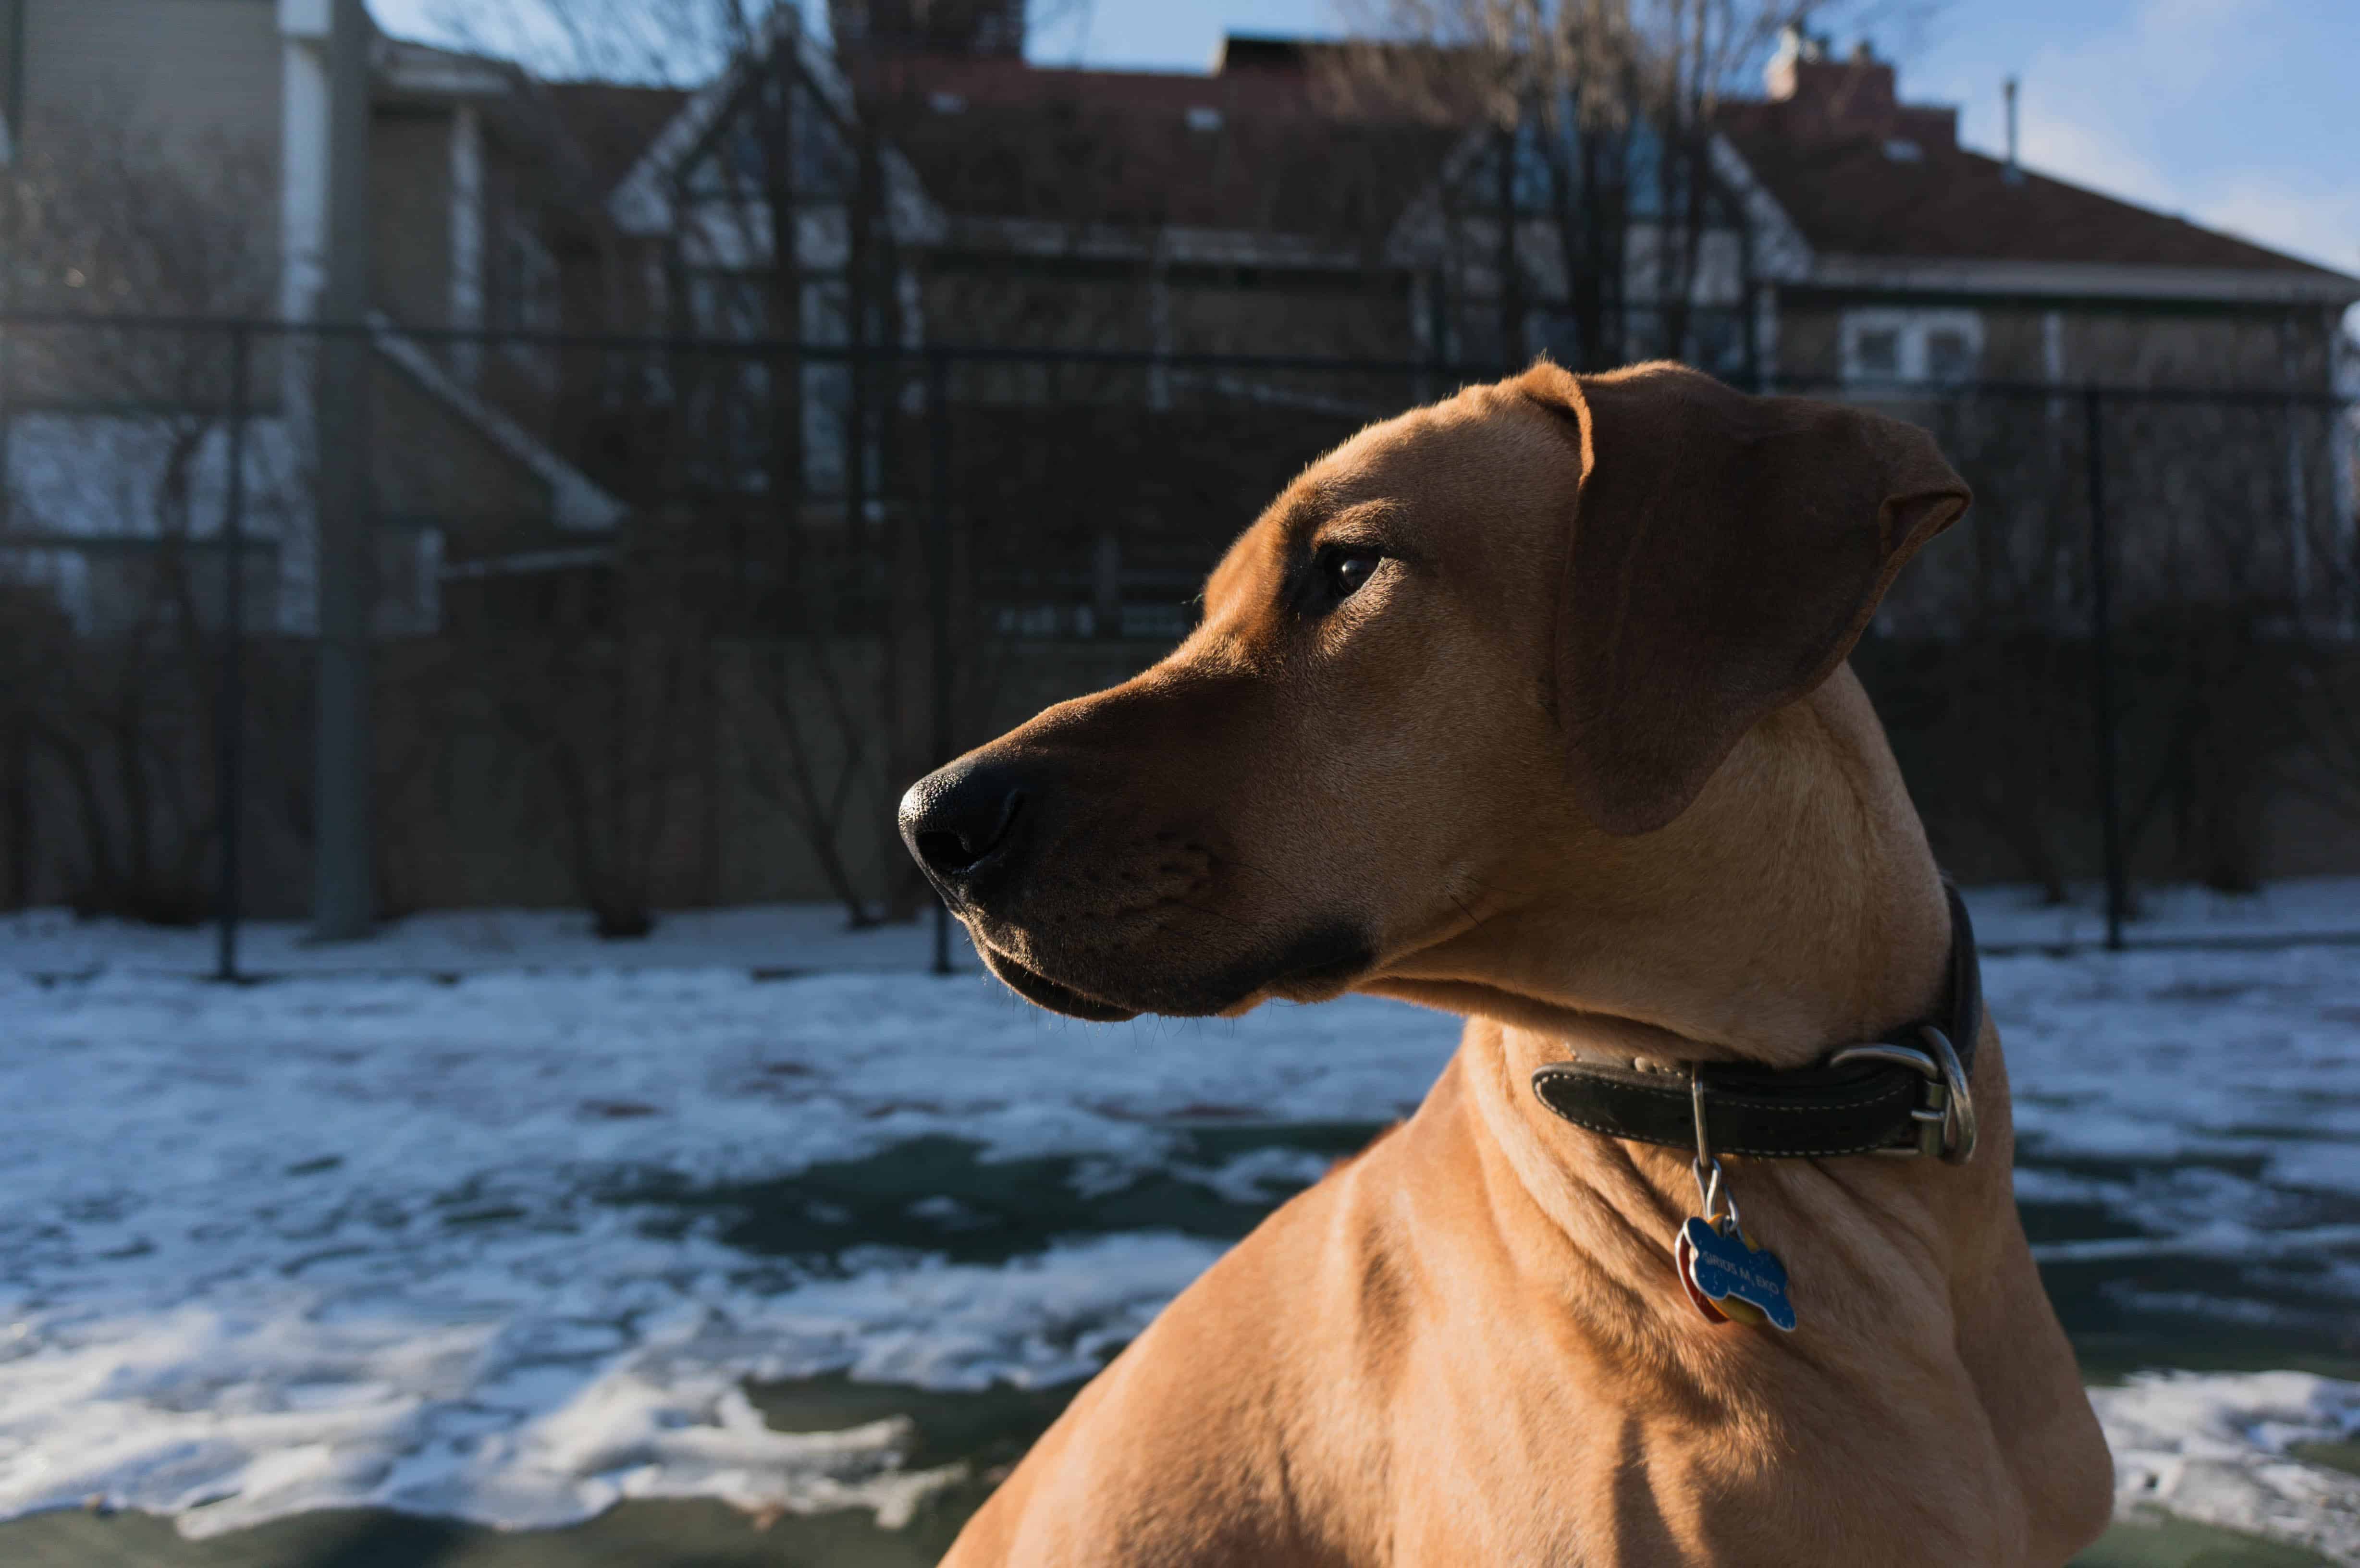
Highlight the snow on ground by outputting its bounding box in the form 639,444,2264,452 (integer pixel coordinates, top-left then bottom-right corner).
0,906,2356,1553
2002,944,2360,1254
0,965,1439,1539
1969,877,2360,953
3,874,2357,979
0,902,952,978
2095,1372,2360,1562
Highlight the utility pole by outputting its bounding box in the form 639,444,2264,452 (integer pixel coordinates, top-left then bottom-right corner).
311,0,374,941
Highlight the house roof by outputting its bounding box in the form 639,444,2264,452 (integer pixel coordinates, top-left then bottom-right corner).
372,37,519,100
605,7,880,238
846,52,1454,245
601,24,2359,304
1717,50,2359,304
1720,103,2352,288
541,82,695,195
369,31,689,211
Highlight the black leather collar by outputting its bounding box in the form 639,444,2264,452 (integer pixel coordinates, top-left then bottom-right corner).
1530,882,1983,1162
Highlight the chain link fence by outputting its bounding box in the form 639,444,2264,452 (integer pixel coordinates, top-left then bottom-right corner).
1,313,2354,968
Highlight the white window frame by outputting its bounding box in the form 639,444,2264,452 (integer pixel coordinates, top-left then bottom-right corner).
1840,307,1983,388
494,220,561,384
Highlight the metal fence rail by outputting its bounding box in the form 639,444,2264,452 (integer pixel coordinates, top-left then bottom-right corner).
1,312,2354,972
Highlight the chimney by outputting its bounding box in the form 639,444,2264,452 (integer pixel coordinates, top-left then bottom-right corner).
2003,77,2023,184
1762,32,1954,150
1764,23,1825,101
1767,32,1895,117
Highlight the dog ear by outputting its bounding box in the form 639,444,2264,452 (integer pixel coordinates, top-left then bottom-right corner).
1520,360,1969,836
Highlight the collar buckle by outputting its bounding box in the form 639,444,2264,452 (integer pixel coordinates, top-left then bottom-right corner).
1828,1024,1979,1164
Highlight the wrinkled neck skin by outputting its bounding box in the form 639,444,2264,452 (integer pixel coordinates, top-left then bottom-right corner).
1361,663,1995,1364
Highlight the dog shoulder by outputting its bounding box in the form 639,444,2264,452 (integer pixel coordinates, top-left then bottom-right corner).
941,1122,1438,1566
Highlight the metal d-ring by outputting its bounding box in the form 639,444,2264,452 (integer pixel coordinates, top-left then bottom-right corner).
1827,1033,1978,1165
1918,1025,1979,1166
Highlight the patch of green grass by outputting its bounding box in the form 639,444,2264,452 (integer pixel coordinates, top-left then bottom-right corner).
0,1499,959,1568
746,1369,1094,1476
2071,1515,2335,1568
2288,1439,2360,1479
602,1125,1388,1267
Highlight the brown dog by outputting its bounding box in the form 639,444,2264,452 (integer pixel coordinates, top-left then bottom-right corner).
898,361,2113,1565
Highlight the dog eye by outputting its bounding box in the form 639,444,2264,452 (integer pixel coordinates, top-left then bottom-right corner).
1314,545,1382,604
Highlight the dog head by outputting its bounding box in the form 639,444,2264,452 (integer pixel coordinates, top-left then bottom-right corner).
898,361,1967,1024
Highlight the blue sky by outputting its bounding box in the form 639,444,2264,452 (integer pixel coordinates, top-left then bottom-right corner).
380,0,2360,280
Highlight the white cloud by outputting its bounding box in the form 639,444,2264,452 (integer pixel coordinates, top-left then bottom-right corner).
2012,100,2179,216
1922,0,2360,280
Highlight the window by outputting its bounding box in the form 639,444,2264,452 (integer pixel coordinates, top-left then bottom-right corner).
1854,328,1901,378
684,85,850,198
1840,309,1981,387
793,93,851,196
1924,328,1973,384
494,222,560,334
1464,122,1558,216
679,360,773,491
686,270,774,337
492,218,561,383
1686,309,1748,378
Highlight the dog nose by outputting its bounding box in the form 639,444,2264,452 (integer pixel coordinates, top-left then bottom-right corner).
899,759,1028,896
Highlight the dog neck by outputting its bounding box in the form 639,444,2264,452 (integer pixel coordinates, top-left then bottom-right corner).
1453,1004,2017,1379
1368,669,1955,1071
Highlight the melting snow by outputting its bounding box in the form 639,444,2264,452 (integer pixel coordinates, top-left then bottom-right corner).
0,913,2355,1552
2096,1372,2360,1561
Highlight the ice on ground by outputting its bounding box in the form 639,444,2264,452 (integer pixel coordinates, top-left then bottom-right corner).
2096,1372,2360,1562
0,938,2355,1549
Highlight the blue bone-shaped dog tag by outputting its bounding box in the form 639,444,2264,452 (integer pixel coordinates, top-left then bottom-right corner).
1678,1216,1797,1332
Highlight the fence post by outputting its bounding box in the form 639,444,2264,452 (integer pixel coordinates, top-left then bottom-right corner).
2285,389,2310,606
215,323,250,982
926,346,954,977
311,0,376,942
2082,385,2128,951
